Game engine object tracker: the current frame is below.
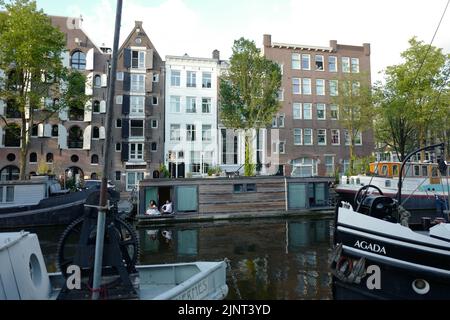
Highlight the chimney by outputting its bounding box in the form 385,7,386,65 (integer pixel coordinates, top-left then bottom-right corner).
363,43,371,56
135,21,143,32
212,49,220,60
263,34,272,47
330,40,337,52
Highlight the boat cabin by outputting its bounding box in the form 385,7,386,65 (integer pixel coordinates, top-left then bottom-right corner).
138,176,334,217
370,162,448,183
0,176,69,209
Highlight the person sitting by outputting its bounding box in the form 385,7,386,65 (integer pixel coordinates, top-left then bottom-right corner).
146,200,161,216
161,200,174,215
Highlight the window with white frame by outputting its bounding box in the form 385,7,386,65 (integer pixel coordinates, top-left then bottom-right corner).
153,73,160,83
170,96,181,113
278,63,284,75
331,129,340,145
117,72,124,81
187,71,197,88
293,103,302,119
292,78,301,94
351,58,360,73
317,129,327,145
116,95,123,105
330,80,338,96
316,79,325,96
126,172,144,191
279,141,286,154
317,104,326,120
202,72,212,88
344,130,362,145
202,125,212,142
294,128,302,145
301,54,311,70
292,157,317,177
315,55,324,71
328,56,337,72
304,128,313,145
131,50,145,69
151,119,158,128
355,131,362,145
277,89,284,101
152,96,158,105
171,70,181,87
186,124,196,141
130,96,145,115
325,155,335,176
170,124,181,141
292,53,301,69
272,116,277,128
352,81,361,95
302,78,311,95
342,57,350,73
202,98,211,113
330,104,339,120
130,120,144,138
303,103,312,120
190,151,201,174
186,97,197,113
129,143,144,160
278,114,285,128
131,74,145,93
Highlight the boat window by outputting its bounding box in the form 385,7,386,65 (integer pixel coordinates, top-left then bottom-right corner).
246,184,257,192
350,178,354,185
6,186,14,202
422,166,428,176
414,165,420,176
356,178,361,185
0,186,2,202
392,165,399,176
381,165,388,176
385,180,391,187
234,184,244,193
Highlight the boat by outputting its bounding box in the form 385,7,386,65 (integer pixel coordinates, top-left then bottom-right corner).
0,175,98,228
331,143,450,299
335,160,449,223
0,231,228,300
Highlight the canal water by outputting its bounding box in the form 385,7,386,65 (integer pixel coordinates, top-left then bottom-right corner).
8,217,334,300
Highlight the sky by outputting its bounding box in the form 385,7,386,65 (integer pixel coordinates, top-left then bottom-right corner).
35,0,450,84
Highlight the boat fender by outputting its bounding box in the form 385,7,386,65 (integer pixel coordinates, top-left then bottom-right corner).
330,243,367,284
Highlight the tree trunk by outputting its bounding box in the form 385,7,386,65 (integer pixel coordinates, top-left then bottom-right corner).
419,127,425,162
19,116,29,180
244,130,255,176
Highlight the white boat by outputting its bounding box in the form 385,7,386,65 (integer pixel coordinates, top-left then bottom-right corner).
0,231,228,300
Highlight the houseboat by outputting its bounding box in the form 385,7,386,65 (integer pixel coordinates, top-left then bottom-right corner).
137,176,334,224
0,176,95,228
336,161,449,223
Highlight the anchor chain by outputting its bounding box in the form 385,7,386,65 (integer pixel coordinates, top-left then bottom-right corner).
224,258,242,300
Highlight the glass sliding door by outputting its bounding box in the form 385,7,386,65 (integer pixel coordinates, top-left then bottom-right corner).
176,186,198,212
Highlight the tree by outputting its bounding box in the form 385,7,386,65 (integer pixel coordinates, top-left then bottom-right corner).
332,72,374,175
374,37,449,161
0,0,88,179
219,38,282,176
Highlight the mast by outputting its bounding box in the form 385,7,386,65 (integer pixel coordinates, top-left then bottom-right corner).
92,0,123,300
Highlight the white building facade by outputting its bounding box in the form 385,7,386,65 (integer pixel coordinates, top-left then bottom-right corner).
164,54,222,178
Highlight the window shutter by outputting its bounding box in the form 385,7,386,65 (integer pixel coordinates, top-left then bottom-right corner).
145,49,153,69
99,126,106,139
84,101,92,122
145,72,153,93
38,124,44,137
122,119,129,139
86,48,94,70
0,126,3,147
0,100,4,116
83,125,92,150
100,100,106,113
44,124,52,137
124,48,132,69
60,51,70,68
58,125,67,149
121,143,129,162
85,72,94,95
59,106,68,121
101,74,108,87
123,72,131,91
146,143,152,162
122,95,130,115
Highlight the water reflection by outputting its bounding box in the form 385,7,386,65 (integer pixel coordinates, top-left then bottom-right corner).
4,217,333,300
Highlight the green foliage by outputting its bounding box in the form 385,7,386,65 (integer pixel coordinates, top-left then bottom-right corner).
207,166,222,177
353,155,376,175
374,37,449,160
219,38,282,176
159,164,170,178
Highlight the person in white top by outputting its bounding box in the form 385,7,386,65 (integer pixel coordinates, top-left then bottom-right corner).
161,200,173,215
146,200,161,216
